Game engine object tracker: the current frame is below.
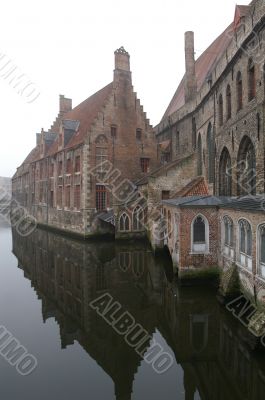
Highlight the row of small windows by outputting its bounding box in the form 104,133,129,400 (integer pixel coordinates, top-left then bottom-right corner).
223,217,265,277
218,59,256,126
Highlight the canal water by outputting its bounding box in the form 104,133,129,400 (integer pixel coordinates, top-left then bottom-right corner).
0,219,265,400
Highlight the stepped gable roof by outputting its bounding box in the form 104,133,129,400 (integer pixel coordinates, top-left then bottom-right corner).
172,176,209,198
64,82,113,148
162,23,233,119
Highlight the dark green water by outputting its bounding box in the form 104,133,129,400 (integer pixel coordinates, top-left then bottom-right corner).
0,219,265,400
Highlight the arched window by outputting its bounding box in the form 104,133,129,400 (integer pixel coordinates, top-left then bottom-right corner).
237,136,256,195
237,71,243,111
192,117,197,149
167,210,172,239
258,225,265,278
207,123,214,183
132,206,144,231
224,216,233,247
197,133,202,175
226,85,232,120
119,213,130,231
132,252,145,278
118,252,131,272
219,147,232,196
218,94,224,126
248,58,256,101
192,215,209,253
239,219,252,269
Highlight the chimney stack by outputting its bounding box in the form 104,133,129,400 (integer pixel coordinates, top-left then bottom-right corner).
59,95,72,114
114,47,131,83
184,31,197,102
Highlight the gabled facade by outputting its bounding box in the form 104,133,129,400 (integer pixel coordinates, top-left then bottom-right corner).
12,47,159,237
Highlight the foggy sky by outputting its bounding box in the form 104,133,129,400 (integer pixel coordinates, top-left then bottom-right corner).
0,0,249,178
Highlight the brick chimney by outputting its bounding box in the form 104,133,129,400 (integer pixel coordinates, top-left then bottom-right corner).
184,31,197,102
114,47,131,83
59,95,72,114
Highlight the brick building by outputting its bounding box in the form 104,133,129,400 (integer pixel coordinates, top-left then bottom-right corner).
12,47,159,236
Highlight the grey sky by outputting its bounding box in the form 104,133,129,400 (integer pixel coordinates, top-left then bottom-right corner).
0,0,249,178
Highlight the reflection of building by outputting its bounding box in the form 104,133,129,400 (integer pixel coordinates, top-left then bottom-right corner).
12,227,265,399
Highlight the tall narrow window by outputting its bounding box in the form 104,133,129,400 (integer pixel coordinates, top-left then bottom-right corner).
259,225,265,278
237,71,243,111
223,216,233,247
207,123,214,183
248,58,256,101
239,220,252,257
119,213,130,231
132,206,144,231
197,133,202,176
176,131,180,153
58,161,63,176
219,94,224,126
237,136,256,195
74,185,81,209
57,186,63,208
226,85,232,120
75,156,80,172
192,117,197,149
66,158,72,174
192,215,208,253
140,158,150,173
219,147,232,196
111,125,117,139
136,129,142,141
96,185,107,211
65,186,71,208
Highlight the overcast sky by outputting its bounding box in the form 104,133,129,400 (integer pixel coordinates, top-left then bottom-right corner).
0,0,250,178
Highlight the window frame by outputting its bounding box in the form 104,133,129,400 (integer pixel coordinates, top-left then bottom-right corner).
191,214,209,254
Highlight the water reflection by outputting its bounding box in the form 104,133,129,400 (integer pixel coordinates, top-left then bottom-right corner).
11,228,265,400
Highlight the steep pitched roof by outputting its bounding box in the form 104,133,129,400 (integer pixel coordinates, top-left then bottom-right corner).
162,23,233,119
171,176,209,198
64,82,113,148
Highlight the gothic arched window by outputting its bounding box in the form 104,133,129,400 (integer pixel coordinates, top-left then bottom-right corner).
219,147,232,196
258,224,265,278
248,58,256,101
237,136,256,195
207,123,214,183
132,206,144,231
119,213,130,231
197,133,202,176
237,71,243,110
239,220,252,269
192,215,209,253
219,94,224,126
226,85,232,120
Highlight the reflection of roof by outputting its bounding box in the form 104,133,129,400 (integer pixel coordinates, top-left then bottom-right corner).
162,23,233,119
163,195,234,208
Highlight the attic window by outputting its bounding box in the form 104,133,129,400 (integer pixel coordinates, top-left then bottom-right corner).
136,129,142,141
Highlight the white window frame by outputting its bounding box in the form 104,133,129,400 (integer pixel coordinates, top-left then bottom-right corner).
238,219,252,271
191,214,209,254
119,212,131,232
257,223,265,279
222,216,234,260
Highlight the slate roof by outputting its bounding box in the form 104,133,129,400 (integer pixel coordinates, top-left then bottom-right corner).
220,195,265,212
163,195,234,208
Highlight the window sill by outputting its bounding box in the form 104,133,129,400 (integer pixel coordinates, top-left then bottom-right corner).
189,251,210,256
